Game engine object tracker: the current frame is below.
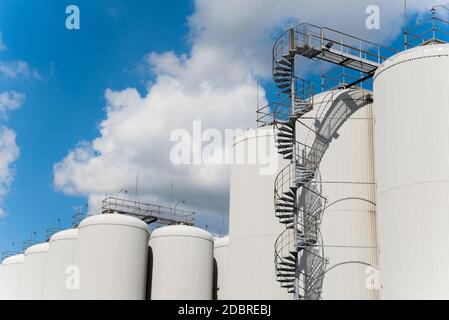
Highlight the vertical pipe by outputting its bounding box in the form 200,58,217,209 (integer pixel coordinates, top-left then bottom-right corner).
404,0,408,50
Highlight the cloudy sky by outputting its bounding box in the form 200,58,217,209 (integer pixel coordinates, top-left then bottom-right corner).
0,0,447,253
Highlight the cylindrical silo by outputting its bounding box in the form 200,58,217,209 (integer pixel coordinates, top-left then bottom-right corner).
226,126,291,299
297,89,378,299
214,236,229,300
0,254,24,300
373,43,449,299
19,243,49,300
44,229,78,300
149,225,214,300
73,214,149,300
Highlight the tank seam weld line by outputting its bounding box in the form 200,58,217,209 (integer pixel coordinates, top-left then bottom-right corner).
150,234,213,243
378,179,449,198
324,209,376,213
374,53,449,80
320,181,375,184
320,245,378,249
79,223,149,232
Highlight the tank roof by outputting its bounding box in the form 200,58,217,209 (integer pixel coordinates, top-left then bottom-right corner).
1,254,24,266
78,213,149,232
150,225,213,242
24,243,49,255
375,43,449,78
214,236,229,248
49,228,78,242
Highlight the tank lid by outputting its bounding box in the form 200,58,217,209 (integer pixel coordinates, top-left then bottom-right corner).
375,43,449,78
214,236,229,248
150,225,214,242
79,213,149,232
25,242,49,255
2,254,24,266
49,228,78,242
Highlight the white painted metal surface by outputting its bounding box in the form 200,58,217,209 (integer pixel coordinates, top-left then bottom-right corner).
44,229,78,300
73,214,149,300
0,254,24,300
226,126,291,299
297,89,378,299
149,225,214,300
19,243,49,300
374,43,449,299
214,236,229,300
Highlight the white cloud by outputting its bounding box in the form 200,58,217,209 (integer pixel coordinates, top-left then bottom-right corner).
0,32,6,51
0,91,26,116
0,60,41,79
0,60,30,78
0,126,20,218
53,0,448,229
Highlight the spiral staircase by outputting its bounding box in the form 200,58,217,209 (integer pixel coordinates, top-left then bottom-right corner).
256,23,395,300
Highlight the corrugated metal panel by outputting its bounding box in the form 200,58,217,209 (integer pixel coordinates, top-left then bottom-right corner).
374,43,449,299
309,90,378,300
227,127,291,299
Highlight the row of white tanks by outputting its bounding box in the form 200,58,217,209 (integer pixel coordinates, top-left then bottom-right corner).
0,214,218,300
0,88,379,300
225,87,378,299
2,43,447,300
223,42,449,299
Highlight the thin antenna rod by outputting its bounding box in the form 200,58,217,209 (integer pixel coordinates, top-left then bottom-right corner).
404,0,408,50
256,79,259,125
135,170,139,204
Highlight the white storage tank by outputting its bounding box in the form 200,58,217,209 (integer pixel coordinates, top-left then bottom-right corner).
373,43,449,299
0,254,24,299
214,236,229,300
19,243,49,300
73,214,149,300
149,225,214,300
226,126,291,299
44,229,78,300
296,89,379,299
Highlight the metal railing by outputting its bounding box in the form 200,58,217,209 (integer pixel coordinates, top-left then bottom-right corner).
257,78,314,127
273,23,398,77
406,14,449,48
321,67,373,92
101,197,195,226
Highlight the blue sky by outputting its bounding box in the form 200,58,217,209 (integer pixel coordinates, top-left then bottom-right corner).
0,0,446,254
0,0,192,252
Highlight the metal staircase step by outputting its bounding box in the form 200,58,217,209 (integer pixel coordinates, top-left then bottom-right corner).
276,138,293,143
277,83,291,89
284,190,296,197
277,59,292,67
274,77,291,83
276,132,293,139
277,202,294,208
278,278,295,283
277,267,295,272
274,66,291,72
276,212,294,218
278,149,293,155
276,207,294,213
279,196,295,203
274,72,291,77
280,261,296,267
